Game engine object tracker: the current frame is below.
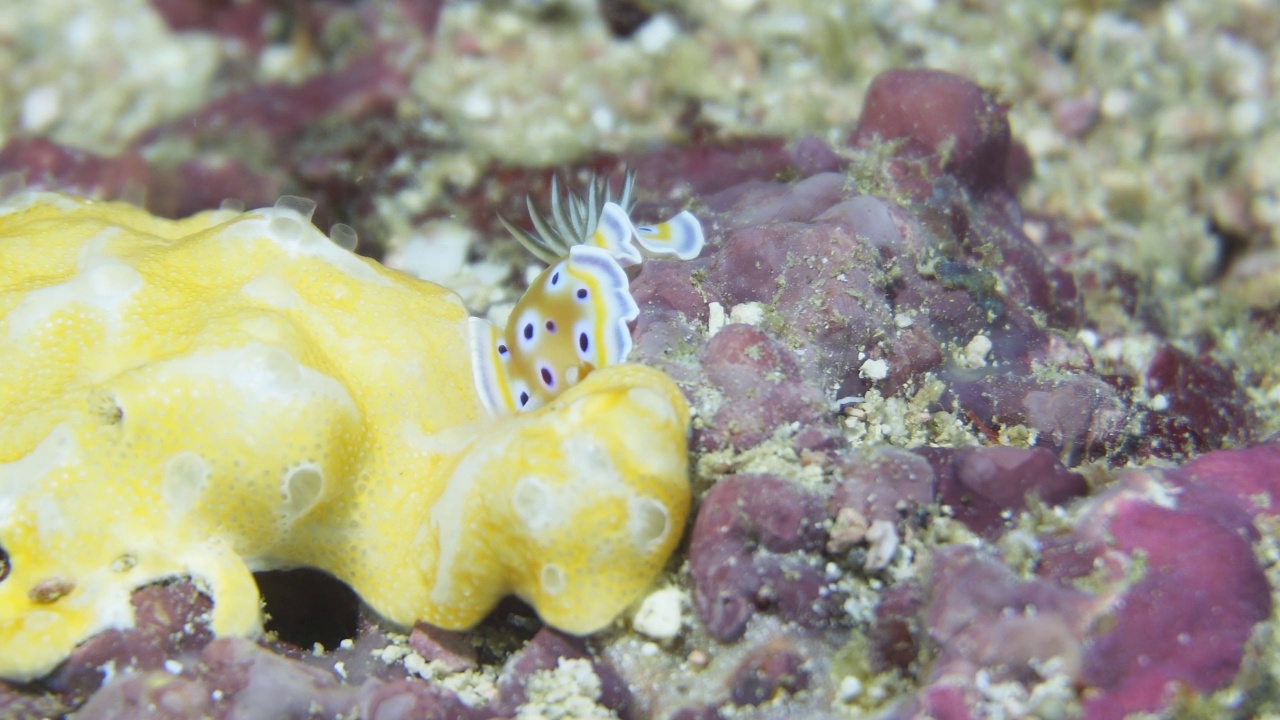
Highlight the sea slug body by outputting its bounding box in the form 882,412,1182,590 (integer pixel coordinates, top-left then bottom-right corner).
473,171,704,416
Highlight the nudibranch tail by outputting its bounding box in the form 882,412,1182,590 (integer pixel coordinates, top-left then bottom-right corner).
633,209,705,261
469,245,638,416
587,201,641,267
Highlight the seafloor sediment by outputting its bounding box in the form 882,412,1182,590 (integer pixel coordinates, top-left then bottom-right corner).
1,1,1279,718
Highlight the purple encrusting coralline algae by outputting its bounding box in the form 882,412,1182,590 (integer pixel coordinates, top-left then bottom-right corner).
623,68,1271,719
625,69,1140,464
2,24,1277,717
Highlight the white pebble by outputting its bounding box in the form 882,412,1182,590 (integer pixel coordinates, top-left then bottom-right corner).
729,301,765,326
1022,125,1062,158
864,519,899,571
1228,100,1263,136
1100,89,1132,119
708,301,726,336
384,222,472,284
21,86,61,132
633,586,685,641
858,358,889,381
1162,7,1189,39
636,14,679,54
963,334,993,368
460,89,495,120
838,675,863,702
590,105,615,133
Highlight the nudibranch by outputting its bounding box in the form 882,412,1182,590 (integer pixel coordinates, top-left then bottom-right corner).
474,170,704,414
0,190,691,682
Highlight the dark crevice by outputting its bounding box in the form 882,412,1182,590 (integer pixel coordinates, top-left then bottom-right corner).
1208,215,1252,282
470,596,542,666
254,568,359,650
598,0,652,37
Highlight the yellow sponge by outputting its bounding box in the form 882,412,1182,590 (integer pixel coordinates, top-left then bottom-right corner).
0,192,690,682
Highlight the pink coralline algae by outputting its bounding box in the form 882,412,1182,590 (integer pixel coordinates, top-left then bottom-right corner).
1141,343,1258,457
490,629,634,719
1044,460,1272,720
851,68,1014,195
14,579,489,720
922,446,1087,538
44,583,214,700
1181,440,1280,513
689,474,832,642
624,72,1130,465
655,68,1270,718
0,2,428,235
872,448,1275,720
74,636,492,720
35,581,634,719
696,325,830,452
727,640,812,707
828,447,936,530
688,445,1091,654
922,548,1094,690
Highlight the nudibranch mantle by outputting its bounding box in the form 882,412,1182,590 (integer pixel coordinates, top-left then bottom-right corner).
0,192,691,682
474,172,705,417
